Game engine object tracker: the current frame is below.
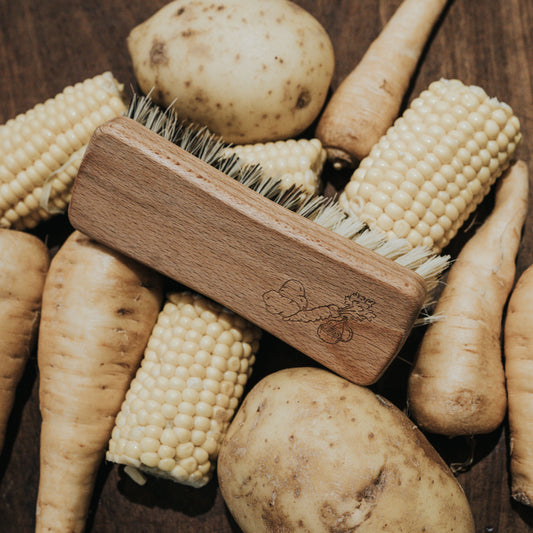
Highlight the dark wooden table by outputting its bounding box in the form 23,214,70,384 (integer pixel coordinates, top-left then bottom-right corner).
1,0,532,531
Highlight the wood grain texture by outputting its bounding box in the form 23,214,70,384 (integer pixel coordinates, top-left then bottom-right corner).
0,0,532,531
69,116,426,386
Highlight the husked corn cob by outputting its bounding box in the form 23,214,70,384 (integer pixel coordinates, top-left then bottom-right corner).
339,79,522,253
0,71,125,230
106,291,261,488
225,138,326,195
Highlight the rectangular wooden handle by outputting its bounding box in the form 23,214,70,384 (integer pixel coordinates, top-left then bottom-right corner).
68,116,426,385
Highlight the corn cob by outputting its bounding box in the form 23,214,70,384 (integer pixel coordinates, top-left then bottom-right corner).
0,71,125,230
224,138,326,195
106,291,261,488
339,79,522,253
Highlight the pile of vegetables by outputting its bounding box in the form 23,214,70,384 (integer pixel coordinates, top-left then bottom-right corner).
0,0,531,531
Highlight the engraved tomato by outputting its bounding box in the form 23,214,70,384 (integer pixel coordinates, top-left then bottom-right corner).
317,317,353,344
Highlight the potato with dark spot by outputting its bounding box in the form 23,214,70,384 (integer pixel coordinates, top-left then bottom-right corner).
218,367,475,532
127,0,334,143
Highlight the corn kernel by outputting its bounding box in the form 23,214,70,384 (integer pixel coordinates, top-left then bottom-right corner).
159,458,176,472
161,403,178,419
194,416,212,433
237,373,249,386
199,335,216,352
124,442,142,461
203,436,218,456
158,445,175,460
171,465,189,482
140,452,159,468
161,428,179,448
216,394,230,409
197,462,212,476
193,448,209,465
181,457,198,475
196,401,213,418
136,410,149,426
128,427,144,442
393,219,411,238
234,383,245,398
191,430,206,447
140,437,160,453
206,322,224,339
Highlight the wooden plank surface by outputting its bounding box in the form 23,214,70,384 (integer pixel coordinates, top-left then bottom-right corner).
0,0,532,531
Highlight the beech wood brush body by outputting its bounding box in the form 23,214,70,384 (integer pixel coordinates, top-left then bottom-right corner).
67,115,431,386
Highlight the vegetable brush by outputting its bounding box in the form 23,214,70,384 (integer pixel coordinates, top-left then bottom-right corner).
68,94,449,386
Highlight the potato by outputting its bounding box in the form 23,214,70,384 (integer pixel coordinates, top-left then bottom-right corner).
127,0,334,143
218,367,475,532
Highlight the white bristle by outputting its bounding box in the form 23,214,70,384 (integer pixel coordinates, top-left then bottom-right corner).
414,254,451,294
296,195,332,219
396,246,440,270
373,238,412,261
330,214,366,240
312,203,347,230
353,229,388,251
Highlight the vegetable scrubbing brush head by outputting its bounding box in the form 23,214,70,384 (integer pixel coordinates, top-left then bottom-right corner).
68,94,449,386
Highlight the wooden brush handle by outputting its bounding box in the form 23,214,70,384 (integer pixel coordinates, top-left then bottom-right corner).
68,116,426,385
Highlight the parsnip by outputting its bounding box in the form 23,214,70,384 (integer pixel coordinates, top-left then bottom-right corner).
36,231,163,533
0,229,49,452
315,0,448,168
504,264,533,506
407,160,529,436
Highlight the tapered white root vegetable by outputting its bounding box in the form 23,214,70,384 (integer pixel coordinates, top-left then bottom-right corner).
315,0,448,169
0,229,49,452
504,264,533,506
407,160,529,437
36,231,163,533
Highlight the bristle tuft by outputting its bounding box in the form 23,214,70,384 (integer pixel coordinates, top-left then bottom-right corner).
414,254,451,294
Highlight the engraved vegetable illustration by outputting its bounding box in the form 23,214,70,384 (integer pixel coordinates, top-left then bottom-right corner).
263,279,376,344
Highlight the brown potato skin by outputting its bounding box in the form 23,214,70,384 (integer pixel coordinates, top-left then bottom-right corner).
127,0,334,144
218,367,475,532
